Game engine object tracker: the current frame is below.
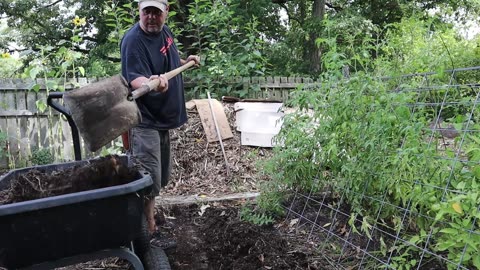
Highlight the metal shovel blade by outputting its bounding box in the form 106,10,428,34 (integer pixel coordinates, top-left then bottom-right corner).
63,75,141,152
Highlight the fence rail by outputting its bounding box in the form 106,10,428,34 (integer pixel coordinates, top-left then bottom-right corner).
0,76,313,169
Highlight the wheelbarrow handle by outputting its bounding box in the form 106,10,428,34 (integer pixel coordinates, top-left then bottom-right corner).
47,92,68,116
130,60,196,100
47,92,82,161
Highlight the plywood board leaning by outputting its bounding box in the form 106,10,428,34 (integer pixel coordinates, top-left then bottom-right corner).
193,99,233,143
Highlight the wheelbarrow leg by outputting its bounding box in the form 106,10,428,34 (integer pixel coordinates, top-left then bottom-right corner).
19,246,144,270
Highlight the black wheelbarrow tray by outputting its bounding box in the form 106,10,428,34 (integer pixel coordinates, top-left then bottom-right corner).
0,156,153,269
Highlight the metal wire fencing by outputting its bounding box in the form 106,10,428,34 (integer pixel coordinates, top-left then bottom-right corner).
282,67,480,269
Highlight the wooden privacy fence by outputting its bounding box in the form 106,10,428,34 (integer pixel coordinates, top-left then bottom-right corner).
0,76,314,169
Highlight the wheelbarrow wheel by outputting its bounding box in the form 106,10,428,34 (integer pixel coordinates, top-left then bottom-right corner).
133,214,150,256
142,246,171,270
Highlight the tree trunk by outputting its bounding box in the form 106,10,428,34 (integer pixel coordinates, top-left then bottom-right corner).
309,0,325,74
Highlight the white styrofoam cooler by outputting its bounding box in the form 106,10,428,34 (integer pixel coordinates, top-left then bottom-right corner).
234,102,284,147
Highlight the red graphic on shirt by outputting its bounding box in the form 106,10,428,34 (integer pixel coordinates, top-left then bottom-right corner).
160,37,173,55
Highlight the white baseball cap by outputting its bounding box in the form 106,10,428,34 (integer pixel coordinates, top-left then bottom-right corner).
138,0,168,12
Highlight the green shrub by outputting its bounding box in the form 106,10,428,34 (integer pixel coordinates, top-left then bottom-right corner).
30,148,54,165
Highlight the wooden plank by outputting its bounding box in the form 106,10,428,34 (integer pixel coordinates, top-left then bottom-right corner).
18,117,31,164
26,116,39,156
242,77,250,97
0,91,6,112
61,119,75,161
16,90,27,111
26,90,39,115
193,99,233,143
0,110,35,116
28,91,43,152
249,77,259,98
38,117,50,149
48,116,62,162
0,118,8,169
6,118,19,162
3,91,19,163
3,91,15,112
283,89,289,102
156,192,260,206
0,78,36,90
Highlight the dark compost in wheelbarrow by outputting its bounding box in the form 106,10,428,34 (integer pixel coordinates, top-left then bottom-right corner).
0,155,138,205
0,155,152,269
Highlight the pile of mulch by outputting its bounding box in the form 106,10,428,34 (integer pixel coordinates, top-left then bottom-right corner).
165,102,273,196
0,155,137,205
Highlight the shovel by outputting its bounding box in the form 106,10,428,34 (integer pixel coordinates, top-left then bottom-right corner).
63,60,196,152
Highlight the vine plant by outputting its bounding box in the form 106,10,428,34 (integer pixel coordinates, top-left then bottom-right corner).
259,31,480,269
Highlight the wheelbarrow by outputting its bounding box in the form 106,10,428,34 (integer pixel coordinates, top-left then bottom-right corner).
0,93,171,269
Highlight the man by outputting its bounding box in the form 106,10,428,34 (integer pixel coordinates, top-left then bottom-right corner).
120,0,200,235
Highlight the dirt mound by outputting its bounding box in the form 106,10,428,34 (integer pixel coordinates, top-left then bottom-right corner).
157,203,310,270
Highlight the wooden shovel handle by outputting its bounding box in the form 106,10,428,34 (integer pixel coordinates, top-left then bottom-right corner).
131,60,196,100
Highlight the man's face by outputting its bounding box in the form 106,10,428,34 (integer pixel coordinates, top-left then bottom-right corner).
140,6,167,34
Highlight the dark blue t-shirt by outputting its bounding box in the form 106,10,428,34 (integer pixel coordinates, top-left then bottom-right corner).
120,23,187,130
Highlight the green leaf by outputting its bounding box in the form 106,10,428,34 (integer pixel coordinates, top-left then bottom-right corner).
437,240,456,251
439,228,458,235
30,84,41,93
46,80,58,90
29,68,40,79
78,66,85,76
395,106,410,120
473,254,480,269
472,165,480,179
409,235,420,244
36,100,47,113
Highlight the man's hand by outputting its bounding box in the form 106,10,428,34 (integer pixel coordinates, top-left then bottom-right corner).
185,55,201,67
147,74,168,93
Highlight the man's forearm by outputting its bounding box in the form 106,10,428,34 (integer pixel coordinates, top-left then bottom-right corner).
131,76,150,90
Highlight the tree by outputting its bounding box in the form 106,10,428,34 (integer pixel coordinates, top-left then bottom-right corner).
266,0,480,76
1,0,480,78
